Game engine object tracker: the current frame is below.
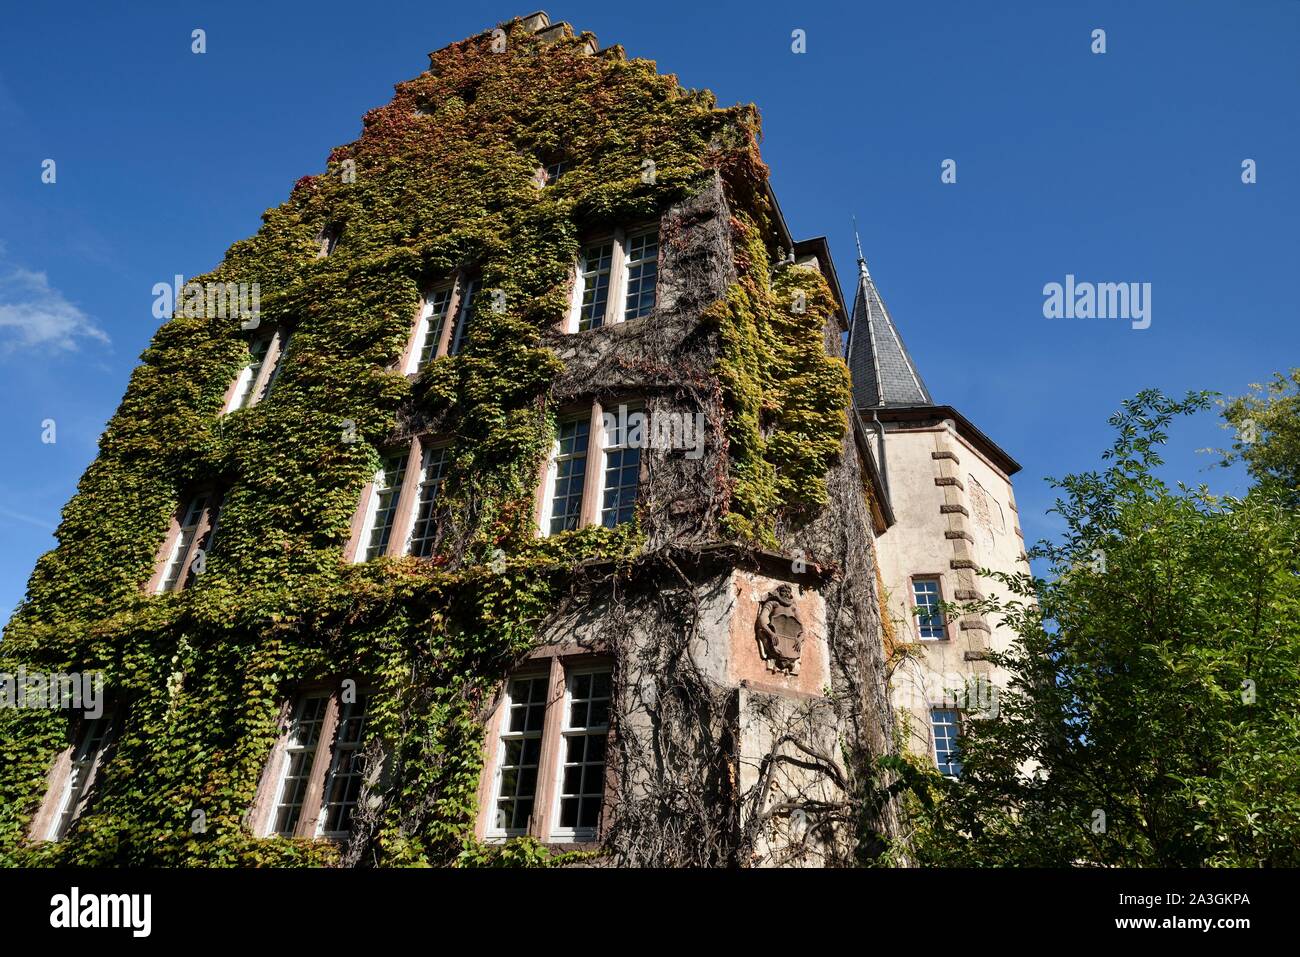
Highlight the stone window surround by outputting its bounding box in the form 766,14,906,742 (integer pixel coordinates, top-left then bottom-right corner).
564,222,660,334
532,397,648,535
146,488,223,594
395,271,476,375
246,681,371,842
344,435,452,563
474,646,614,846
220,325,290,415
27,709,119,843
908,572,953,642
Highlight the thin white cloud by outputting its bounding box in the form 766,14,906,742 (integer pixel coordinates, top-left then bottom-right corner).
0,266,109,354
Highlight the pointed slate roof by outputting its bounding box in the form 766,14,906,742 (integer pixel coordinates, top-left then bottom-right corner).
847,243,933,409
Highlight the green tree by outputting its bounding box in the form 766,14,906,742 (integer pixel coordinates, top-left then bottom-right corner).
908,389,1300,866
1219,369,1300,507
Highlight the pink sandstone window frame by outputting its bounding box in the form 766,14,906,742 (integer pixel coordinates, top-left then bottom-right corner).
344,435,453,562
147,490,223,594
28,710,119,843
396,273,474,375
564,223,660,334
247,683,373,841
533,399,647,537
475,649,614,845
908,573,952,642
221,327,289,415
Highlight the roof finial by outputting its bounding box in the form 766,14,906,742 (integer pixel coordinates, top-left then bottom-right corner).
852,216,871,280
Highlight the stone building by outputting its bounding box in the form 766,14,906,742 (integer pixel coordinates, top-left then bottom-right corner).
846,245,1025,777
1,12,1019,868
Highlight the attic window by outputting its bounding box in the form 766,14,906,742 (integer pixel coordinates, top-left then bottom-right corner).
543,159,567,186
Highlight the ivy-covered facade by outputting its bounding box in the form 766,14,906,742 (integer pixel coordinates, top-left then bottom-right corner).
0,12,902,867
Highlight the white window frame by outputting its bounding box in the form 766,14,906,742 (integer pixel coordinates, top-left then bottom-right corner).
403,442,452,557
223,328,287,414
354,452,408,563
597,402,643,529
44,713,116,841
266,693,331,837
931,708,962,778
912,576,947,641
540,413,593,536
486,671,549,840
403,283,455,375
565,225,659,334
548,666,611,843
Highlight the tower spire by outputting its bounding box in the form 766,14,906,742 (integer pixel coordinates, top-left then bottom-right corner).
845,229,933,409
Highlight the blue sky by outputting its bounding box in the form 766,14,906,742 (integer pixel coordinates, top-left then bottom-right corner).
0,0,1296,620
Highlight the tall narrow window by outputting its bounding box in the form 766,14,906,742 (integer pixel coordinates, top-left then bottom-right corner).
490,674,548,837
318,224,341,257
546,417,590,535
912,577,945,640
228,336,272,412
157,492,220,593
46,714,116,841
552,668,610,840
406,445,451,557
932,709,962,777
270,695,329,836
257,332,288,401
622,230,658,321
448,279,476,356
406,285,453,374
357,453,408,561
318,692,372,838
600,409,641,527
573,241,613,332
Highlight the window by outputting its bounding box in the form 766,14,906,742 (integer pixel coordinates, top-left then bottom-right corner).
448,279,476,356
912,577,946,640
491,674,548,836
38,713,117,841
404,284,454,375
573,241,613,332
538,402,643,537
259,688,373,840
622,230,658,321
484,658,611,843
600,407,641,528
545,416,590,535
553,669,610,840
155,492,221,593
318,691,373,837
931,709,962,777
270,695,328,836
542,158,567,186
406,445,451,557
224,329,288,413
356,453,408,562
348,438,453,562
566,225,659,333
318,224,341,257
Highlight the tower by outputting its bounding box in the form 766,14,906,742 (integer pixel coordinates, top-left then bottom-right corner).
847,240,1026,775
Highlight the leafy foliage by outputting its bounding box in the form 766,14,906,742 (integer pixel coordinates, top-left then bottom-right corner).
907,389,1300,866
